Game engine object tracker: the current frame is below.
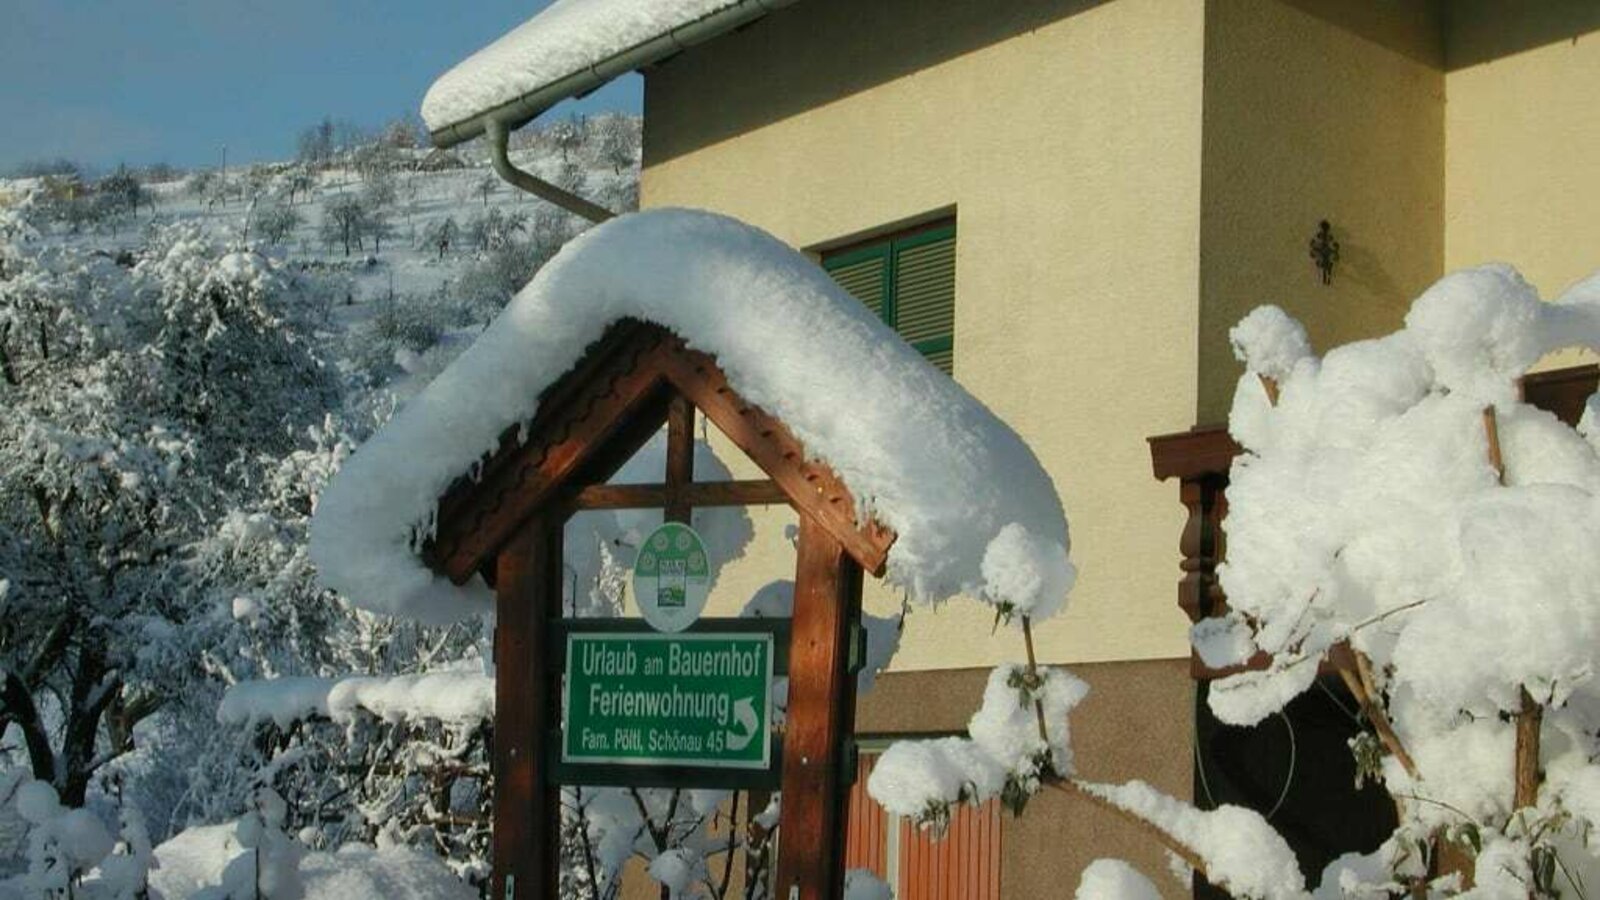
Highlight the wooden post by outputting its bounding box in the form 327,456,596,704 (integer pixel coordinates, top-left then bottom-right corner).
775,515,861,900
665,391,695,524
493,516,563,900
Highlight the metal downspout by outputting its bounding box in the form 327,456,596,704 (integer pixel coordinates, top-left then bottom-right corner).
484,118,615,224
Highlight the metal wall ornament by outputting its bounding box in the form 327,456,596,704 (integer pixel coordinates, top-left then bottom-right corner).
1310,220,1340,285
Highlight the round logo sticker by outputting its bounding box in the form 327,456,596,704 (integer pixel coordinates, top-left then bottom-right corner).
632,522,711,632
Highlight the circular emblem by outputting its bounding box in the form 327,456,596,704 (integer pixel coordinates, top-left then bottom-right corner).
633,522,712,632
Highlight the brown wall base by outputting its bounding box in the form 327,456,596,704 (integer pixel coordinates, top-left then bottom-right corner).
859,658,1193,899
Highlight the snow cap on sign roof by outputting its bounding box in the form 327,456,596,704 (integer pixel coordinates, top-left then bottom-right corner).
310,208,1073,625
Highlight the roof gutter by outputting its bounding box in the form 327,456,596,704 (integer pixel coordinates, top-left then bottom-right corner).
427,0,796,150
485,118,615,223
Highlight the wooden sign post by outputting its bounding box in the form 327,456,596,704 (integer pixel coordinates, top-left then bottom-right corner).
421,320,895,900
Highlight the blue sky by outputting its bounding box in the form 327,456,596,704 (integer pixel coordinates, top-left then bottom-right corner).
0,1,643,173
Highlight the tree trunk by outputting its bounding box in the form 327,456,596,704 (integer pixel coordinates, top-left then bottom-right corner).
1,673,56,785
60,641,117,807
0,323,18,386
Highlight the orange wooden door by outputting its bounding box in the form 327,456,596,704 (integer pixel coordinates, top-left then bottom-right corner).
845,752,890,874
844,752,1002,900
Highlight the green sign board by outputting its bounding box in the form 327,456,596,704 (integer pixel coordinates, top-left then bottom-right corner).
563,631,774,770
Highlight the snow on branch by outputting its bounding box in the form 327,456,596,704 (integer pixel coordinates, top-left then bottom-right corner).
218,668,494,729
868,663,1087,823
1069,780,1304,900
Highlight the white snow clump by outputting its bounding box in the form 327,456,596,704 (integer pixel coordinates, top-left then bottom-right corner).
1229,304,1312,382
1074,858,1162,900
843,869,894,900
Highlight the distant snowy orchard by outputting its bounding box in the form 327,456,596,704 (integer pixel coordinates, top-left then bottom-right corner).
870,262,1600,898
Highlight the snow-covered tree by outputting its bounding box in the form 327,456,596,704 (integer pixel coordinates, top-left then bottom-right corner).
255,206,302,247
98,167,151,221
0,221,341,811
319,195,368,257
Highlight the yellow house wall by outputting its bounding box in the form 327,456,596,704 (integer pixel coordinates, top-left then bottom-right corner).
1197,0,1445,422
1444,4,1600,316
640,0,1205,670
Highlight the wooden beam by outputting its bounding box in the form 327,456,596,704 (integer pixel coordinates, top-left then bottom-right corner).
566,480,788,511
1147,425,1240,482
659,345,895,576
665,391,695,523
492,516,562,900
775,515,861,900
436,321,650,532
430,320,898,586
1522,363,1599,427
430,338,673,583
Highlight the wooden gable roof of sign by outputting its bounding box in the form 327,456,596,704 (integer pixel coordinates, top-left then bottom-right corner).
423,318,896,584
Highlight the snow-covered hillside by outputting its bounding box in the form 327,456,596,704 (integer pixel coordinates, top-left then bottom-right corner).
4,112,639,357
0,116,640,898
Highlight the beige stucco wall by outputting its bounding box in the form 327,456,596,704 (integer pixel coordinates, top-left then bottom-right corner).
1196,0,1445,422
1444,5,1600,317
641,0,1205,671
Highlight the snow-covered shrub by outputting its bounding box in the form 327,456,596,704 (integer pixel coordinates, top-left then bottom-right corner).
0,777,156,899
1205,264,1600,894
454,208,574,314
872,262,1600,898
150,823,477,900
209,674,493,888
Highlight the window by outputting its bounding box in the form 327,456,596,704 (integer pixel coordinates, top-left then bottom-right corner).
822,220,957,374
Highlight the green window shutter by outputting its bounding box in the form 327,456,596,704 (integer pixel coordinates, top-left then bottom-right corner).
892,231,955,373
824,248,890,320
822,220,956,374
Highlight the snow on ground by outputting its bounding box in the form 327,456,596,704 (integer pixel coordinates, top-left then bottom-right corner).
311,208,1074,625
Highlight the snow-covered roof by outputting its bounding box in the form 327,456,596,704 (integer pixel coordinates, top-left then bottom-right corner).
310,209,1073,624
422,0,796,145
